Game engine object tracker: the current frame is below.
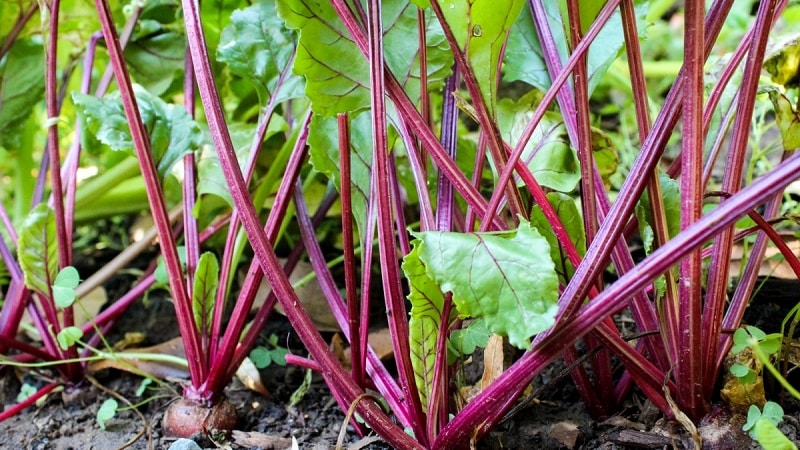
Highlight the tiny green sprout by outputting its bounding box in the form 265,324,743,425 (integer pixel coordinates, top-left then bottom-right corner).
136,378,153,397
732,326,782,356
16,383,37,403
730,363,757,384
249,345,288,369
52,266,80,309
97,398,118,430
744,402,796,449
56,326,83,350
288,369,313,408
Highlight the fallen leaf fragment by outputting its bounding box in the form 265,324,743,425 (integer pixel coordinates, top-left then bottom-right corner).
231,430,293,449
235,356,269,396
480,334,504,391
88,336,189,379
548,421,581,449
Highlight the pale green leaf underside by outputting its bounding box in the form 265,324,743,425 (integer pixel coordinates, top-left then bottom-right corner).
412,221,559,348
18,204,58,297
403,241,445,410
530,192,585,283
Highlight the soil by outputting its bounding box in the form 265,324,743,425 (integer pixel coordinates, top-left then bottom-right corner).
1,275,800,449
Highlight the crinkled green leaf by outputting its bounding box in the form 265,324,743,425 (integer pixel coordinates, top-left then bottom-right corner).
289,368,313,407
96,398,118,430
530,192,585,283
403,240,445,409
412,221,559,348
0,39,45,149
72,85,205,180
503,0,648,94
217,1,304,104
276,0,451,116
497,93,579,192
18,204,58,297
308,111,373,242
57,326,83,351
438,0,524,115
53,266,81,309
192,252,219,334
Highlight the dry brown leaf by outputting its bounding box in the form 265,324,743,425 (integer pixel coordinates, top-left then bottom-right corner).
480,334,505,391
729,235,800,280
249,260,341,332
343,328,395,363
720,346,766,414
231,430,293,449
88,336,189,379
235,356,269,397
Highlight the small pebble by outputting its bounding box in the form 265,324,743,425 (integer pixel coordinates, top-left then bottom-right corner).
167,438,202,450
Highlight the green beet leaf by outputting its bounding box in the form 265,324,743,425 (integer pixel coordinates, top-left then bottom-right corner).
308,112,374,244
124,1,187,96
192,252,220,335
497,93,580,192
0,39,45,150
18,204,59,297
276,0,451,116
217,1,304,105
412,221,559,348
53,266,81,309
503,0,648,95
403,240,445,409
438,0,524,116
530,192,585,283
72,85,205,181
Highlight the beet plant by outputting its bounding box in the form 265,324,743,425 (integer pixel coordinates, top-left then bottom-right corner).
3,0,800,448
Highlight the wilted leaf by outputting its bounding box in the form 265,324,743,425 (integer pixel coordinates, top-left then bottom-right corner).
0,39,45,149
762,85,800,150
192,252,219,334
403,241,445,409
276,0,451,116
18,204,58,297
73,85,205,180
232,431,293,449
412,221,559,348
217,1,304,104
764,35,800,88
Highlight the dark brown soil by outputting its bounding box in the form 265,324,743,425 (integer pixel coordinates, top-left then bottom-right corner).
1,278,799,449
